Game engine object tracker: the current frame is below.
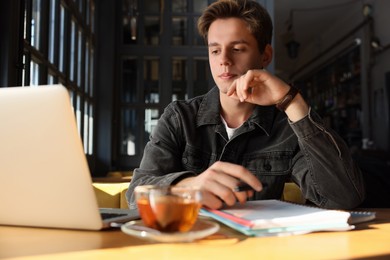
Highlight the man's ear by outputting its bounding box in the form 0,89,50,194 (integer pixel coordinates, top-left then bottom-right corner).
262,44,273,67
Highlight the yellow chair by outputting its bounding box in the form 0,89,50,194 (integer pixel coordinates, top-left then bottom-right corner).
92,181,305,209
282,182,306,204
93,182,130,209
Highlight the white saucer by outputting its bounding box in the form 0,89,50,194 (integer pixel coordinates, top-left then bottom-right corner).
121,219,220,243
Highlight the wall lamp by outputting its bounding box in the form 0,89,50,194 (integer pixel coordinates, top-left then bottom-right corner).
371,37,382,50
362,4,373,17
282,17,300,59
286,40,300,59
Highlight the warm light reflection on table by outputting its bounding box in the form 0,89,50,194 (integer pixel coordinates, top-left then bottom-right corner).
1,209,390,260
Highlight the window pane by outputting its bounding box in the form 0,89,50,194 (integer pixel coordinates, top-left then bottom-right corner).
89,48,94,96
85,41,90,93
23,4,27,39
172,57,187,101
48,72,56,84
88,103,94,155
22,54,27,86
194,0,208,13
172,17,187,45
172,0,187,13
145,109,159,136
77,28,83,87
70,19,76,82
83,101,89,153
120,108,158,156
31,0,41,50
48,0,57,64
59,4,65,72
30,60,39,86
90,2,95,32
144,16,160,45
144,0,160,13
194,58,213,96
86,0,90,25
122,58,138,103
83,100,92,154
121,109,138,156
194,16,204,46
78,0,83,13
144,58,159,103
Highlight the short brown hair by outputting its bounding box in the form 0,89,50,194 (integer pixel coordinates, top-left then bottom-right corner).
198,0,273,53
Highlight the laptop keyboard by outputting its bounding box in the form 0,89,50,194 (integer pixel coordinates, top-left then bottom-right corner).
101,212,128,220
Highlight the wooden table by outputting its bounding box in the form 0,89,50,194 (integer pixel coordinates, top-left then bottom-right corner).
1,209,390,260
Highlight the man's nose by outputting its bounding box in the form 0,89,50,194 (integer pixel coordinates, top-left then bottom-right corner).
220,50,232,66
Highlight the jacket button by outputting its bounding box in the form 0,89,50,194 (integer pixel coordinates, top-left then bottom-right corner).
264,164,272,171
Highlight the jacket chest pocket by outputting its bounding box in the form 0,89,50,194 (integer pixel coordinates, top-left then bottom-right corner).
182,145,216,173
242,151,293,176
243,151,294,200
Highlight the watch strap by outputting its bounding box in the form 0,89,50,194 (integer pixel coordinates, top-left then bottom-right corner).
275,86,299,111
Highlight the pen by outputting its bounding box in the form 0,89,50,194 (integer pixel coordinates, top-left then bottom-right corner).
233,182,267,192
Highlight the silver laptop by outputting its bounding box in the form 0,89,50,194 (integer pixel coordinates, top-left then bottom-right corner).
0,85,139,230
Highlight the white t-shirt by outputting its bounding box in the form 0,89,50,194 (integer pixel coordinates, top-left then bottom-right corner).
220,115,242,139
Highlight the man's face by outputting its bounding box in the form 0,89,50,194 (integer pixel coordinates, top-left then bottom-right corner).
207,18,268,94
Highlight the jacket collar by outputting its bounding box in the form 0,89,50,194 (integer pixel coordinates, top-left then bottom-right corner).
196,86,276,136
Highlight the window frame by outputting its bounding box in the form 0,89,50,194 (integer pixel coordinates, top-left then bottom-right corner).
21,0,96,164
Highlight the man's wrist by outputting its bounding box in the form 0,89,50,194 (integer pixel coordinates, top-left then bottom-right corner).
284,94,309,122
275,85,299,111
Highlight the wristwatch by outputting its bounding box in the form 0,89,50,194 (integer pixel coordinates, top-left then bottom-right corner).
275,86,299,111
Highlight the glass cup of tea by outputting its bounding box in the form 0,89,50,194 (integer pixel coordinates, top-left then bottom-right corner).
134,185,202,233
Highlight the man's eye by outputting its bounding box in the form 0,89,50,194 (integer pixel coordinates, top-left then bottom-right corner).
233,48,242,52
210,49,220,55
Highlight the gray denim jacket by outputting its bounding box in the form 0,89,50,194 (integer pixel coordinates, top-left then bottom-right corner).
126,87,365,210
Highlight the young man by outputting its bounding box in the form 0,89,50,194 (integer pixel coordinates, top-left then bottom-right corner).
126,0,365,210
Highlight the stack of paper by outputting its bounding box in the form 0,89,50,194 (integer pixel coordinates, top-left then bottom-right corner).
200,200,357,237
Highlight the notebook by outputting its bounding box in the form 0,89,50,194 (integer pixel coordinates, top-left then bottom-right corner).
201,199,375,237
0,85,139,230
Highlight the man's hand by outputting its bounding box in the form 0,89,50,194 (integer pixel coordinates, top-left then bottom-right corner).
175,161,263,209
227,69,309,121
227,69,289,105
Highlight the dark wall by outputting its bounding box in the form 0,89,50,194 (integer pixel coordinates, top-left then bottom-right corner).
94,0,117,176
0,1,22,87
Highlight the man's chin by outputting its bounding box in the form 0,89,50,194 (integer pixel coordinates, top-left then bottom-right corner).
216,84,230,95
